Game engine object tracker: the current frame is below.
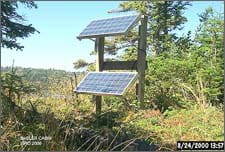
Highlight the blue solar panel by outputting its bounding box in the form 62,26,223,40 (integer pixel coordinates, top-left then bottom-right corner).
74,72,137,96
77,15,140,39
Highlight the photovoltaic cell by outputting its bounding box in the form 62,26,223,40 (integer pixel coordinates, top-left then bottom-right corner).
77,15,140,39
74,72,137,96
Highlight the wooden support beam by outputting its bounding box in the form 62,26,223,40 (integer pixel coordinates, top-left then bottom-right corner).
95,37,104,115
137,15,147,108
95,96,102,115
96,37,104,72
104,61,136,70
103,60,147,70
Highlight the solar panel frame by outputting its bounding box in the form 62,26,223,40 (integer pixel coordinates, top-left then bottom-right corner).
74,72,138,96
77,15,140,39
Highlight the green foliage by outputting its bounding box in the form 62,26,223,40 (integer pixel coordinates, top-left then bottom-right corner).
1,0,39,50
189,7,224,106
145,56,194,112
73,59,89,69
144,7,224,110
1,67,38,107
1,4,224,152
124,106,224,150
113,1,191,55
121,47,138,61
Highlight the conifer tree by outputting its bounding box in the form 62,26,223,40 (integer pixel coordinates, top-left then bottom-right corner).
1,1,39,50
107,1,190,56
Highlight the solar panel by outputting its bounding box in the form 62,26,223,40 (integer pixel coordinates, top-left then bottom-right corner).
77,15,140,39
75,72,137,96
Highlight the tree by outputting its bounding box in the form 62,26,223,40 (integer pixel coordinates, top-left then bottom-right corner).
1,65,37,110
106,1,190,57
73,59,89,69
1,0,39,50
195,7,224,66
145,7,224,110
191,7,224,106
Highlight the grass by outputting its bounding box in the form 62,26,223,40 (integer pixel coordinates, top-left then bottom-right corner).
2,93,224,151
123,104,224,150
1,69,224,151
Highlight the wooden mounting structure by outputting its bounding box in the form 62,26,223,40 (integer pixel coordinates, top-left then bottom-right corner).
95,37,104,114
137,15,148,108
94,15,148,114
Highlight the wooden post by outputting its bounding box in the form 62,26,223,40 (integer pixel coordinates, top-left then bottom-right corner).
137,15,147,108
95,37,104,114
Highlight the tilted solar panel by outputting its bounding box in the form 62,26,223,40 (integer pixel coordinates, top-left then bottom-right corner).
74,72,137,96
77,15,140,39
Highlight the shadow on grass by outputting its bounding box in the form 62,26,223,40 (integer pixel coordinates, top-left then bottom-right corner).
2,98,174,151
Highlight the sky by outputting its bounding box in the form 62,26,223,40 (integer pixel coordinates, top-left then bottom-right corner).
1,1,224,72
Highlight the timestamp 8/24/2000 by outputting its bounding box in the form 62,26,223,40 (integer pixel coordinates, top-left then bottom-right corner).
177,141,224,150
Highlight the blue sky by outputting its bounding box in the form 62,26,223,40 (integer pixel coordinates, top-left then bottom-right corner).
1,1,224,72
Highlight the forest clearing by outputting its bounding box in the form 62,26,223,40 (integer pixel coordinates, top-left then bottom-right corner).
1,1,224,151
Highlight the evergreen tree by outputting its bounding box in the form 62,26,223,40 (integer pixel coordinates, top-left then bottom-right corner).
73,59,89,69
1,0,39,50
192,7,224,105
107,1,190,57
195,7,224,66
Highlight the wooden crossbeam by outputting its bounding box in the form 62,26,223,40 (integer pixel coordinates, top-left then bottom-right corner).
103,61,147,71
104,61,137,70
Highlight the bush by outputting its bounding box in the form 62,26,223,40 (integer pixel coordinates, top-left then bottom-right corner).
124,104,224,150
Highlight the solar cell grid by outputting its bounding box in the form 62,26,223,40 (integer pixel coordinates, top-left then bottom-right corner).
77,15,140,39
75,72,137,96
